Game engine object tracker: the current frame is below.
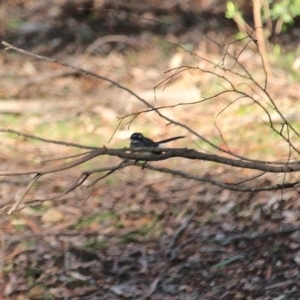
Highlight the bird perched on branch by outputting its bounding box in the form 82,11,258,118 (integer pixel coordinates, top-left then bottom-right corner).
130,132,184,151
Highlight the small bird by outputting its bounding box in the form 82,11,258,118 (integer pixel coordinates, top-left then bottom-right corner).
130,132,184,151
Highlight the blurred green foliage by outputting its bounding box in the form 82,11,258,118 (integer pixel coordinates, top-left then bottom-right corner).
270,0,300,30
226,0,300,34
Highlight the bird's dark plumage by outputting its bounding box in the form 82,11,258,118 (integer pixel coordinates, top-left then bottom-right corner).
130,132,184,149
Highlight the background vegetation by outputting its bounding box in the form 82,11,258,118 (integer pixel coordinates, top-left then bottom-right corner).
0,0,300,299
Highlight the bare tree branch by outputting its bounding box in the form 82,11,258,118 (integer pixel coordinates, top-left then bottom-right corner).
1,29,300,208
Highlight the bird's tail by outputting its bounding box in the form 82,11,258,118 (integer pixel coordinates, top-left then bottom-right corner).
157,136,185,144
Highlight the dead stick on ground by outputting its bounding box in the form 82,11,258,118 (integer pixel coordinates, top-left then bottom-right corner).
166,209,197,257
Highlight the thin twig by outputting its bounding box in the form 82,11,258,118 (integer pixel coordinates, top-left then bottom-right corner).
0,128,97,150
8,174,41,214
